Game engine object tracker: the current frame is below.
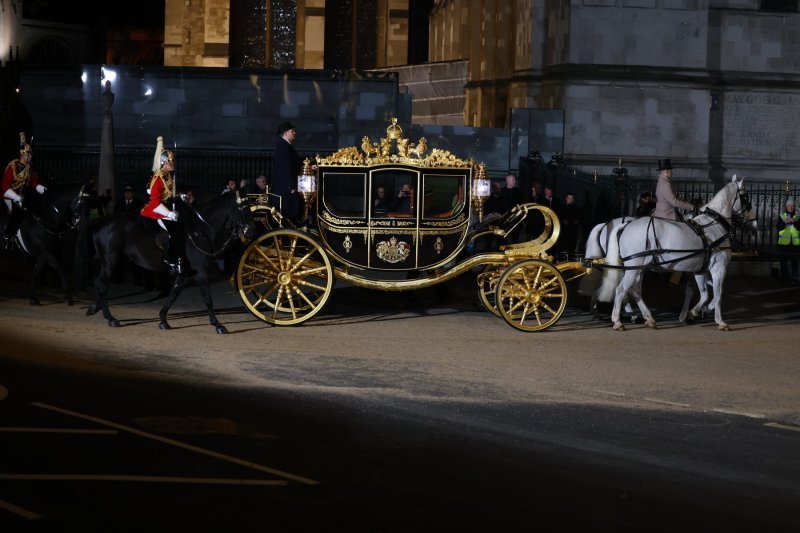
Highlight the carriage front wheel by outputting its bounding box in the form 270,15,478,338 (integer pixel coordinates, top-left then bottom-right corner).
495,259,567,332
477,265,503,317
237,229,334,326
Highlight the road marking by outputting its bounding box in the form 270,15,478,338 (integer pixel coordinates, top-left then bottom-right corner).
709,408,765,419
0,385,7,401
764,422,800,433
0,427,118,435
0,499,42,520
0,474,286,486
31,402,318,485
643,397,691,407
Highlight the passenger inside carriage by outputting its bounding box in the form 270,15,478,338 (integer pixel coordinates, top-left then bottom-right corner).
373,185,390,213
392,183,414,214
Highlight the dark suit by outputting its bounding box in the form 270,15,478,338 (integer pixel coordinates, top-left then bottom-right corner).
273,137,302,221
114,197,143,216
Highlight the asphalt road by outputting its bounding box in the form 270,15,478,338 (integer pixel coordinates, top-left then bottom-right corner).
0,262,799,531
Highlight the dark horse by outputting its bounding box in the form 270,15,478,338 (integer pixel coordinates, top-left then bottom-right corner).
86,192,253,333
0,182,88,305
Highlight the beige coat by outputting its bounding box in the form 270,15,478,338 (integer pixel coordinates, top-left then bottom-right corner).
654,174,693,220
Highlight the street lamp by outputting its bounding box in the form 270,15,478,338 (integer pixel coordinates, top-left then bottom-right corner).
472,163,490,222
297,158,317,224
612,158,630,217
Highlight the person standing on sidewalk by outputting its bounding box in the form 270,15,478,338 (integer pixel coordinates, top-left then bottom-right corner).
777,197,800,283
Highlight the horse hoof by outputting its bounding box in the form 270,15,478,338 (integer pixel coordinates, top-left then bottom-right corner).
678,311,688,322
631,316,644,324
65,296,74,306
613,323,625,331
159,322,171,330
719,324,730,331
215,325,228,334
30,298,40,306
86,306,95,316
646,319,657,329
108,319,120,327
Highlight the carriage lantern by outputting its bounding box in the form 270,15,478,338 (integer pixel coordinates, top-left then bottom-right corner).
471,163,491,222
297,158,317,222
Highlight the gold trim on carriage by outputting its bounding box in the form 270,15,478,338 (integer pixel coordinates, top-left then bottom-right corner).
236,119,591,331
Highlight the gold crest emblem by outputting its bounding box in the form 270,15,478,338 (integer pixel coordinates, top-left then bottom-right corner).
376,236,411,263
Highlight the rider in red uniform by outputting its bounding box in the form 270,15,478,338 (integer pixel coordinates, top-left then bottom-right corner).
2,132,46,249
140,137,188,275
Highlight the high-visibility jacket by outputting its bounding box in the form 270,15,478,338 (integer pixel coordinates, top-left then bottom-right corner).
778,211,800,245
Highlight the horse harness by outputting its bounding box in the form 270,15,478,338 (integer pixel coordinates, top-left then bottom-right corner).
611,208,737,273
185,197,252,258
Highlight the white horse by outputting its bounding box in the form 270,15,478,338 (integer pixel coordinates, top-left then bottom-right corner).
581,217,639,320
583,216,696,322
603,176,756,331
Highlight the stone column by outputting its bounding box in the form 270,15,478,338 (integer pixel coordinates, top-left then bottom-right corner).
98,80,115,201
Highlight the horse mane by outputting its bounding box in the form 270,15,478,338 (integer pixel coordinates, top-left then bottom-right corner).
702,179,740,219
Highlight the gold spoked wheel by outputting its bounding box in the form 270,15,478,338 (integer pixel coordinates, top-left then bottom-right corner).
495,259,567,332
477,265,503,317
237,229,333,325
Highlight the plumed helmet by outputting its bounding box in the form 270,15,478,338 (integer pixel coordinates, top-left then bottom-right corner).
160,150,175,167
152,136,164,172
19,132,32,155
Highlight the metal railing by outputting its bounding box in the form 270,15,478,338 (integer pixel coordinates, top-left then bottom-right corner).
32,145,314,202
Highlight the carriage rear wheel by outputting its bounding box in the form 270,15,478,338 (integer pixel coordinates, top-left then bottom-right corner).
237,229,333,325
495,259,567,332
477,265,503,317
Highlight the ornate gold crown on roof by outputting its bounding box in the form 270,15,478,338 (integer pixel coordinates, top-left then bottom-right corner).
386,117,402,140
316,118,473,169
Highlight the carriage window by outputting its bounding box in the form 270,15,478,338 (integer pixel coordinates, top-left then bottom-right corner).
370,168,420,218
422,175,464,219
322,172,366,218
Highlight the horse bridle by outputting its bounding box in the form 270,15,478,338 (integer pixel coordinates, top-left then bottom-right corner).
28,189,85,236
186,195,253,257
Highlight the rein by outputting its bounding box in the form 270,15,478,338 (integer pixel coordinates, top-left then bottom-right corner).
603,208,736,272
185,199,250,258
29,190,85,237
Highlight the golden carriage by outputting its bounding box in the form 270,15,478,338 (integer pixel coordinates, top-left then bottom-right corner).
236,120,590,331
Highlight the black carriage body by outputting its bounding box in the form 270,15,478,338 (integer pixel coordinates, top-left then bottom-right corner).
316,164,472,271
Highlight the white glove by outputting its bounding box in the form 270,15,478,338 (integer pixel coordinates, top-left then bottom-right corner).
166,211,179,222
3,189,21,204
36,184,46,194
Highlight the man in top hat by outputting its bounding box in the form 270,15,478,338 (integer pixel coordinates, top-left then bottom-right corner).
273,121,302,222
653,158,694,220
2,132,46,249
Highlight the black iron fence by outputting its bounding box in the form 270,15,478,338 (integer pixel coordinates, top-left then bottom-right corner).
523,154,792,260
32,145,318,203
32,144,796,260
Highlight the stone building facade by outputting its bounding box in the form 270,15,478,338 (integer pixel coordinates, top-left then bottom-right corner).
430,0,800,182
164,0,412,70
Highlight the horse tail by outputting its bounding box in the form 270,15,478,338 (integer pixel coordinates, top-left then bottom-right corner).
584,222,606,260
596,224,626,302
